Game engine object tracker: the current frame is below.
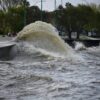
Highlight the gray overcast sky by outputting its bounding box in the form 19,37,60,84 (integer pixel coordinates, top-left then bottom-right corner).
28,0,100,11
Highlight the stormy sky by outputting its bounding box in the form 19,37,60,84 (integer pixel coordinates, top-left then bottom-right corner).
28,0,100,11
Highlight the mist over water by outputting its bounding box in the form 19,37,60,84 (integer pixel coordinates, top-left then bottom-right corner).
0,21,100,100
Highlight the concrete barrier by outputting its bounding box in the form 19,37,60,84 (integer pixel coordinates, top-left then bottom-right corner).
0,42,16,60
63,39,100,47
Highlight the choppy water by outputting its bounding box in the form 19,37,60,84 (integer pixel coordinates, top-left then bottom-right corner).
0,46,100,100
0,21,100,100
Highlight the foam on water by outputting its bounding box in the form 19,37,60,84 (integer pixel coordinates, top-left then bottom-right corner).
87,45,100,52
74,42,86,51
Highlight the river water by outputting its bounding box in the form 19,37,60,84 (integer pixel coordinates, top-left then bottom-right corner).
0,21,100,100
0,45,100,100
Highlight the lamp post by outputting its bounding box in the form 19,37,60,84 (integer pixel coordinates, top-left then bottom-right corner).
41,0,43,21
61,0,63,6
35,0,45,21
54,0,56,10
34,0,44,21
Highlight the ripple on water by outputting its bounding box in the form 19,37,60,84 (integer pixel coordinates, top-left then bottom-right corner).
0,48,100,100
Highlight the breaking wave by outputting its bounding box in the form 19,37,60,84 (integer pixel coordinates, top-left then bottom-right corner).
15,21,83,61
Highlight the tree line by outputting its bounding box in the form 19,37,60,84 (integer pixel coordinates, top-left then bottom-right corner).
0,0,100,38
54,3,100,38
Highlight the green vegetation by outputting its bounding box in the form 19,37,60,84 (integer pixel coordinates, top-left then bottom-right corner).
54,3,100,38
0,0,100,38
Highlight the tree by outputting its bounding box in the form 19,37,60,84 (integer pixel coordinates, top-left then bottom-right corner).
0,10,6,34
0,0,29,12
6,6,26,33
53,3,100,39
26,6,41,24
0,0,30,35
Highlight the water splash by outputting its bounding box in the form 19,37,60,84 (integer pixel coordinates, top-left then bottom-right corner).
74,42,86,51
15,21,83,61
16,21,73,56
